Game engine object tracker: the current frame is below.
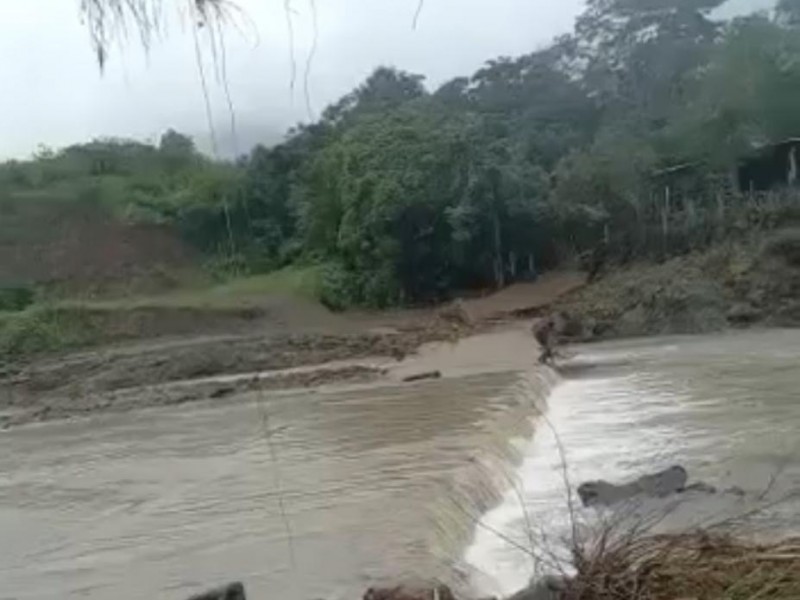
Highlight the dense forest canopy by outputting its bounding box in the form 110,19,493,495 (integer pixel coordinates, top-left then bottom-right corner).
4,0,800,307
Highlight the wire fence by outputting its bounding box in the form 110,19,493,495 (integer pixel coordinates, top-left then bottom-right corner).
601,187,800,264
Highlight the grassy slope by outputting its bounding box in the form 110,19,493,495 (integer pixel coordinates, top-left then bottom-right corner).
0,266,325,362
88,266,324,309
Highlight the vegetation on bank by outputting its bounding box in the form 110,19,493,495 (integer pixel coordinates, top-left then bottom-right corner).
563,531,800,599
0,306,99,360
0,267,326,361
5,0,800,313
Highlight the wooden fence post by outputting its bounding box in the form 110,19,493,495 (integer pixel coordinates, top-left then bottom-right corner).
661,185,671,258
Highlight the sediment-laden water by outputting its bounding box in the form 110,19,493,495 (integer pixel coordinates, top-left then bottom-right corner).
1,328,798,600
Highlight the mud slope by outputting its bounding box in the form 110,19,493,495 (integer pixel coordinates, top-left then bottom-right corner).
560,232,800,341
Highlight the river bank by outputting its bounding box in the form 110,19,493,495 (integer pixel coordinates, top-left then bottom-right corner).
558,229,800,342
6,226,800,429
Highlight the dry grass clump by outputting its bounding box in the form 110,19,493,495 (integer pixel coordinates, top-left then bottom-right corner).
563,531,800,600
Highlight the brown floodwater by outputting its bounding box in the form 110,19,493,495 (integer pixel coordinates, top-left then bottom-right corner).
0,327,553,600
1,327,799,600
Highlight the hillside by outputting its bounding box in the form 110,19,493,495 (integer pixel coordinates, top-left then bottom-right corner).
0,196,195,293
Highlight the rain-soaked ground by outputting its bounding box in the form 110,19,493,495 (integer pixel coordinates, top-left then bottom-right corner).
1,327,798,600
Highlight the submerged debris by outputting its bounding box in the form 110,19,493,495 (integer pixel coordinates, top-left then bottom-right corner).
364,584,457,600
403,370,443,383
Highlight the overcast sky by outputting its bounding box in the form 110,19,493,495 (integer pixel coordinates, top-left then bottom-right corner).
0,0,590,159
0,0,775,159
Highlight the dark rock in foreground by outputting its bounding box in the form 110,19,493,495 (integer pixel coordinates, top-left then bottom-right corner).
186,582,245,600
365,584,456,600
507,576,567,600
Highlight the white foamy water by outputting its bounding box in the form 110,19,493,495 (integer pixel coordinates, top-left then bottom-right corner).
465,330,800,597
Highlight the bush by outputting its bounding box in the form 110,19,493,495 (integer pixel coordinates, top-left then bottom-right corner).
762,228,800,266
318,262,403,310
203,254,252,281
209,266,323,302
567,531,800,599
0,286,34,312
318,262,359,310
0,306,100,362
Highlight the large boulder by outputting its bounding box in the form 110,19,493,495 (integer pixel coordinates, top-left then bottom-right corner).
577,466,688,508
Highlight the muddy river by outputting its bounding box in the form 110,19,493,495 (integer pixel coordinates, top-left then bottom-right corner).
1,328,799,600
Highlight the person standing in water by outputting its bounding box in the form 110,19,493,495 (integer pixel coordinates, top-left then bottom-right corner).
532,316,557,365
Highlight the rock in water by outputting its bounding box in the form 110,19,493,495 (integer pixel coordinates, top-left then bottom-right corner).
636,465,689,496
577,465,688,507
186,582,245,600
684,481,718,494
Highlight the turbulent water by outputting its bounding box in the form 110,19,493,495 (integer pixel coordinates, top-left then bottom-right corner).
467,329,800,597
1,328,799,600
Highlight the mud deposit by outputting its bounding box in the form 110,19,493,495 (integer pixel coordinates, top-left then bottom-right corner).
0,318,469,427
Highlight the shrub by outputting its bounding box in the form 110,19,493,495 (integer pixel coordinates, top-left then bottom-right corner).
762,228,800,266
0,286,34,312
318,262,359,310
567,531,800,600
318,261,403,310
0,306,100,362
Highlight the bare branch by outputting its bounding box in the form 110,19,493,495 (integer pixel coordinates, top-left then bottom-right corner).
303,0,319,120
284,0,297,93
79,0,235,70
412,0,425,30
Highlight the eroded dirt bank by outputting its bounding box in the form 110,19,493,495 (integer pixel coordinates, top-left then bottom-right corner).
558,231,800,342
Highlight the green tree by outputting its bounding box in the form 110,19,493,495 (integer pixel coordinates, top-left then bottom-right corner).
572,0,724,123
321,67,427,126
665,14,800,166
159,130,198,173
302,106,466,304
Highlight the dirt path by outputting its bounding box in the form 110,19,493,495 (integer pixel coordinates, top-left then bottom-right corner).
461,272,586,320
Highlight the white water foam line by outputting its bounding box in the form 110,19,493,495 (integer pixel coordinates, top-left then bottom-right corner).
463,368,686,598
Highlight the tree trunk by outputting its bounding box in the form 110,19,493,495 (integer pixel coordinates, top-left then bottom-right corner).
492,211,504,289
508,251,517,280
661,185,670,259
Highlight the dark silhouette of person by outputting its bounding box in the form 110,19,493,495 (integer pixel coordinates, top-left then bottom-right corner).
532,317,557,365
